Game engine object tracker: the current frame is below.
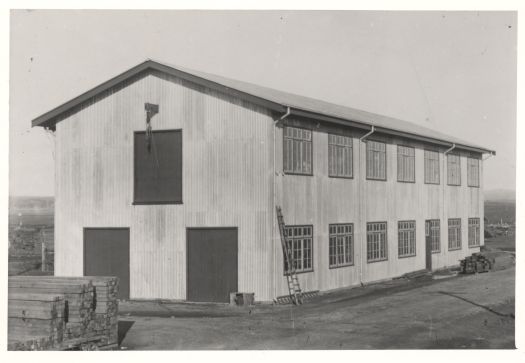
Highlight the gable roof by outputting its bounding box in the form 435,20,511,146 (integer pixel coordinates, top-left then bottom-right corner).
32,59,494,155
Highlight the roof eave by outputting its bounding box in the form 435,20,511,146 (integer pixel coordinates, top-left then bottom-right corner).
31,59,495,155
288,108,495,155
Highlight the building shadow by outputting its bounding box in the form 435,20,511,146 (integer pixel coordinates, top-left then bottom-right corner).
118,320,135,345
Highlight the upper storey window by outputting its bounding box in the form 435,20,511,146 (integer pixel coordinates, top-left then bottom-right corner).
424,150,440,184
467,156,480,187
283,126,312,175
397,145,415,182
447,153,461,186
328,134,353,178
366,140,387,180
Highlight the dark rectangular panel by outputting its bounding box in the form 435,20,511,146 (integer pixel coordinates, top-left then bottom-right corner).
425,221,432,271
84,228,130,299
187,228,238,303
134,129,182,204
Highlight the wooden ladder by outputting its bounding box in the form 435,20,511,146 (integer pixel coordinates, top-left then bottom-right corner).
276,206,303,305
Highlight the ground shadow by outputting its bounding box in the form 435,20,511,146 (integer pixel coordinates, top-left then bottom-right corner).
118,320,135,345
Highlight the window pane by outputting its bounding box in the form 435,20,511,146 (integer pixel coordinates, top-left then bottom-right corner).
329,223,354,267
284,127,312,175
328,134,353,177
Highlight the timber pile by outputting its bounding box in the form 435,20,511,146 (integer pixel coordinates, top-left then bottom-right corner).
78,276,119,346
8,294,66,350
460,253,493,274
8,276,119,350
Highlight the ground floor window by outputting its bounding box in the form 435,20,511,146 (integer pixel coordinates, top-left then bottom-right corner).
367,222,387,262
284,225,313,273
468,218,481,247
398,220,416,257
448,218,462,250
426,219,441,253
329,224,354,268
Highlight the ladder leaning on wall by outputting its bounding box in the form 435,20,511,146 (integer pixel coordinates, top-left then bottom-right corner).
276,206,303,305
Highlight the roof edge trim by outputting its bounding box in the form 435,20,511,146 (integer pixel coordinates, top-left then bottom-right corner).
31,59,495,155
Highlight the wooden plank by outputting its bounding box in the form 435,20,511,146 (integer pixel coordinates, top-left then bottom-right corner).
8,292,63,302
8,283,91,293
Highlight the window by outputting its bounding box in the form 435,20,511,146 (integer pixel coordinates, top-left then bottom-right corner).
283,225,313,273
424,150,440,184
467,157,480,187
426,219,441,253
468,218,481,247
329,224,354,268
328,134,353,178
366,140,387,180
447,153,461,186
283,126,312,175
397,145,415,182
367,222,387,262
448,218,462,250
134,130,182,204
398,221,416,257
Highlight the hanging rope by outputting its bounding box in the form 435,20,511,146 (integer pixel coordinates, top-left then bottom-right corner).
144,103,160,168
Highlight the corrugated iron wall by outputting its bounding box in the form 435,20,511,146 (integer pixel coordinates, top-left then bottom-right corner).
54,68,483,301
274,125,483,297
55,70,275,300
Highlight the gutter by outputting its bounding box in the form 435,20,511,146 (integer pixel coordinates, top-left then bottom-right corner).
273,106,291,299
359,126,375,141
444,143,456,155
275,106,291,125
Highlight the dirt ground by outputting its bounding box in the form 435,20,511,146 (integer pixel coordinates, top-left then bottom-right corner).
117,263,515,350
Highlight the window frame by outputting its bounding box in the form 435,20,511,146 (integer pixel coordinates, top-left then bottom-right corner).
283,126,313,176
448,218,462,251
424,149,440,185
283,224,314,275
467,156,480,188
366,140,387,181
398,220,416,258
328,133,354,179
367,221,388,263
133,129,183,205
447,153,462,186
397,145,416,183
328,223,354,269
468,218,481,248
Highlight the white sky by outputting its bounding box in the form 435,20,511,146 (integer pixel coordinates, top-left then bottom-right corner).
9,10,517,196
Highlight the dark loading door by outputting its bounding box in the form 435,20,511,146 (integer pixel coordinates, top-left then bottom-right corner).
84,228,130,300
187,228,238,303
425,221,432,271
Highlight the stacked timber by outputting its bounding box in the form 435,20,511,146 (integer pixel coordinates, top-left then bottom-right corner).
53,276,119,346
9,277,95,340
91,276,119,346
460,253,493,274
8,276,119,350
8,294,66,350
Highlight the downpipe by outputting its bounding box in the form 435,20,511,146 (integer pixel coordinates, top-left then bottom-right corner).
358,125,375,285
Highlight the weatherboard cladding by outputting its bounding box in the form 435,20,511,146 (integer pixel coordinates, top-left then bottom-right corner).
33,59,493,155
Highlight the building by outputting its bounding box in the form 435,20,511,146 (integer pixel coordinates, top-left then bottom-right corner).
32,60,495,302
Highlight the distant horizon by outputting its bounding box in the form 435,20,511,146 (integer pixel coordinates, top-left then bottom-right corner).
8,187,518,199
